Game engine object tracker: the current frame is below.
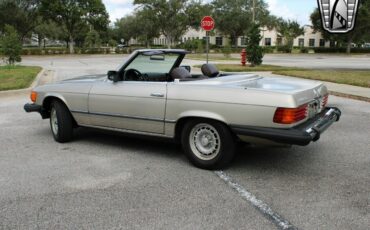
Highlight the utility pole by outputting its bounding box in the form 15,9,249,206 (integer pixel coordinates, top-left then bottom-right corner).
252,0,256,23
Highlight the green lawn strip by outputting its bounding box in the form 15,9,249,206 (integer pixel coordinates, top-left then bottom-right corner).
0,65,42,91
274,70,370,88
186,54,239,61
201,64,370,88
214,64,303,72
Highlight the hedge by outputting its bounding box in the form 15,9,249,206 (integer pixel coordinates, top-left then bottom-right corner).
20,47,112,55
314,47,370,53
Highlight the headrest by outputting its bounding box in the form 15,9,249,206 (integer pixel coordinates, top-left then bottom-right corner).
171,67,191,80
201,64,219,78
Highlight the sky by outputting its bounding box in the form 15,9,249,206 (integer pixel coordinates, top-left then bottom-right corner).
102,0,318,26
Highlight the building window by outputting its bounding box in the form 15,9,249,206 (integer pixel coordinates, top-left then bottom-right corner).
309,39,315,47
240,37,247,46
298,38,304,47
216,37,223,46
277,37,282,46
319,39,325,47
330,41,336,47
265,38,271,46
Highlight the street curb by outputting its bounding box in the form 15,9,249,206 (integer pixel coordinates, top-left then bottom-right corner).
0,68,55,98
329,91,370,103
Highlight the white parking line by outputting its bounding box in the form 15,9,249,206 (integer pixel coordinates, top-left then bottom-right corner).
214,171,297,230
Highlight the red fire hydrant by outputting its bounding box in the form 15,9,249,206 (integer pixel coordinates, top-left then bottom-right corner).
241,49,247,66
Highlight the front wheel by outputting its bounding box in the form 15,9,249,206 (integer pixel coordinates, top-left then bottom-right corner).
181,119,236,170
50,100,74,143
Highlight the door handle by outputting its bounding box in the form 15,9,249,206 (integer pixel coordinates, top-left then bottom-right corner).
150,93,164,98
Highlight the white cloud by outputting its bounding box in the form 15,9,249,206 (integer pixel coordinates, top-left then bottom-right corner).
109,7,134,22
103,0,135,23
266,0,309,25
104,0,133,5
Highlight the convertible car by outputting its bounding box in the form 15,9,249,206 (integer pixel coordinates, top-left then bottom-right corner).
24,49,341,169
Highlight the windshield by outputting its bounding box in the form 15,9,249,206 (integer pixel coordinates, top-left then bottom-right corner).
125,53,180,74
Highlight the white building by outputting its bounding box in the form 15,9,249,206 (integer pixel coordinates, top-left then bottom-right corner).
144,25,331,48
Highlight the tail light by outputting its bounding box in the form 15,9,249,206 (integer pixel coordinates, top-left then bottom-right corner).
322,94,329,108
273,104,308,124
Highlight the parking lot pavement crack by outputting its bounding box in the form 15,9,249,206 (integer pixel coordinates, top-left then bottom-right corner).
214,171,297,230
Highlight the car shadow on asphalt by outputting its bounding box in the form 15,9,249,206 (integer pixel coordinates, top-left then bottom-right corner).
73,127,183,157
70,127,315,172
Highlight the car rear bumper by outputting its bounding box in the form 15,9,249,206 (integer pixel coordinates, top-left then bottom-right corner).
24,103,49,119
231,107,342,146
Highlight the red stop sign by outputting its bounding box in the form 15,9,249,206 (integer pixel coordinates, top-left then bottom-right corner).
201,16,215,31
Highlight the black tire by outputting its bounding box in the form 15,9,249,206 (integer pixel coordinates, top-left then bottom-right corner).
181,119,236,170
49,100,74,143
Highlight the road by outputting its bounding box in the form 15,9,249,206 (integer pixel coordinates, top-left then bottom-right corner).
20,53,370,82
0,55,369,229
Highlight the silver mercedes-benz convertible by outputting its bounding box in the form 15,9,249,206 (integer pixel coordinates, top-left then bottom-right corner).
24,49,341,169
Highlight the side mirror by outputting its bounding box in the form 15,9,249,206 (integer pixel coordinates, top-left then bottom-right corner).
181,65,191,73
107,70,119,82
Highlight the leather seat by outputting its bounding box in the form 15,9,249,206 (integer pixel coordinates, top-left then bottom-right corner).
201,64,220,78
170,67,192,81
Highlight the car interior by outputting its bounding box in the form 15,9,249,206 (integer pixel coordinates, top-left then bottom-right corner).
116,52,221,83
120,63,220,82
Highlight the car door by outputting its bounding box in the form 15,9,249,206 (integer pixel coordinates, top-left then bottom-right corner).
88,80,167,134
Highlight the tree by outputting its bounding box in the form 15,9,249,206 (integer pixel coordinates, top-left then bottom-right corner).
276,19,304,53
211,0,269,47
40,0,109,53
114,15,138,46
84,29,101,48
34,20,65,48
0,25,22,65
0,0,41,40
246,24,263,66
310,1,370,53
134,9,161,47
134,0,201,48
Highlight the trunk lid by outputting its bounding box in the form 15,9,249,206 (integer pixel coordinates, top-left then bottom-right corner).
189,74,328,106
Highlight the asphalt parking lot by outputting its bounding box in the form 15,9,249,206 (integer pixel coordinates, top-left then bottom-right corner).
0,55,369,229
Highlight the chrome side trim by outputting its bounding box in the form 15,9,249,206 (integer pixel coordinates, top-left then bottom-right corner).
71,110,164,122
71,110,89,114
80,124,173,138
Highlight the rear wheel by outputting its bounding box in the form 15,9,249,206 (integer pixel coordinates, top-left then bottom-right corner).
50,100,74,143
181,119,236,170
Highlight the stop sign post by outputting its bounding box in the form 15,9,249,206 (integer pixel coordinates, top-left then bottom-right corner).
201,16,215,63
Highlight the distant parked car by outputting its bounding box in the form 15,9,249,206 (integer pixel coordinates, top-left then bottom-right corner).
24,49,341,169
117,44,128,48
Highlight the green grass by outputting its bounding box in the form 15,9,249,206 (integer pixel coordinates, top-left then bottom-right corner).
186,53,239,61
207,64,303,72
275,70,370,88
0,65,42,91
203,64,370,88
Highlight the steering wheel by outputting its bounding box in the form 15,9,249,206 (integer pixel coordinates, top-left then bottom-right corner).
124,68,142,81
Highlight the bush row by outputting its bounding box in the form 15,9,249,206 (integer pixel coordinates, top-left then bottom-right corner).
20,47,112,55
3,46,369,56
313,47,370,53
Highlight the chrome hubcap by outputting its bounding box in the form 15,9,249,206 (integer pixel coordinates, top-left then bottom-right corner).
189,123,221,160
51,108,58,135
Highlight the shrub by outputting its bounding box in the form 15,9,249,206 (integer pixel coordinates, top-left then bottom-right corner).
277,45,292,53
246,24,264,66
263,46,275,53
314,47,370,53
0,25,22,64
